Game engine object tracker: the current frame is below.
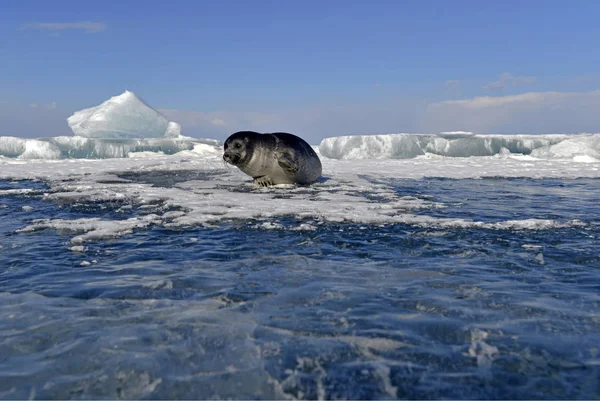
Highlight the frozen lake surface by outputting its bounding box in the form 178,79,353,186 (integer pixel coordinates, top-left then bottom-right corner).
1,134,599,399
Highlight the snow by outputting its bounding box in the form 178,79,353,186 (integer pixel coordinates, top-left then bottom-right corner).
67,90,181,139
2,135,598,244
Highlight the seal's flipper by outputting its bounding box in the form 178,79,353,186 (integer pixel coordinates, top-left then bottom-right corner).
277,153,299,175
254,176,274,187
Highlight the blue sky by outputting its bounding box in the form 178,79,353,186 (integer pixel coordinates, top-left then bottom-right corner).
1,0,600,141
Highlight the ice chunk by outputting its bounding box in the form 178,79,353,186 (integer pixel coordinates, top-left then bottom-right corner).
48,136,202,159
530,134,600,160
0,137,26,158
0,135,213,159
67,90,180,139
0,137,62,160
319,133,576,160
17,215,160,244
164,121,182,138
318,134,427,159
19,140,62,160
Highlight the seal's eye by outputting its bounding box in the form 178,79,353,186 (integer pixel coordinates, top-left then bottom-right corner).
235,143,241,149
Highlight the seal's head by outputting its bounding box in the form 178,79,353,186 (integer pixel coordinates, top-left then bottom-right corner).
223,131,258,166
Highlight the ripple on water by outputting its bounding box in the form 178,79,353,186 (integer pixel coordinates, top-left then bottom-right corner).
0,178,599,399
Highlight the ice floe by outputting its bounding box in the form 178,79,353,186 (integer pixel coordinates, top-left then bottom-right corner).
2,143,597,243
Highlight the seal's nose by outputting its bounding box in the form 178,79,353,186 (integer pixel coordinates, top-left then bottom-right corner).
223,151,231,162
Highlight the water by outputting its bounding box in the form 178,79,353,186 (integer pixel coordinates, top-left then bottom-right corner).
1,174,599,400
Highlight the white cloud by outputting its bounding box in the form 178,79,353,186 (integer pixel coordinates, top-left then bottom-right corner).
483,72,537,92
418,90,600,133
19,22,107,34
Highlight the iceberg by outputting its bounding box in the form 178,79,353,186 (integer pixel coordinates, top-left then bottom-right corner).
67,90,181,139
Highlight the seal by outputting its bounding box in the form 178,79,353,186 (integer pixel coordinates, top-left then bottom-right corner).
223,131,322,186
